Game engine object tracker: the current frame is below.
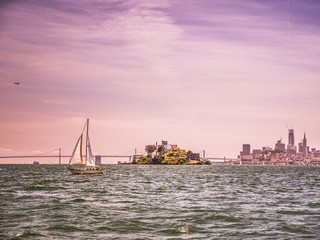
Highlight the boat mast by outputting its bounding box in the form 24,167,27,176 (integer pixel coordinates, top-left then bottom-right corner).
85,118,89,165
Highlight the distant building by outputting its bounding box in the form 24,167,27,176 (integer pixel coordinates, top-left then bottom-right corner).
162,140,173,151
287,128,296,154
298,142,303,153
95,155,101,165
287,144,296,154
187,152,200,160
241,144,252,160
288,128,295,147
252,149,262,158
241,155,252,161
314,150,320,158
262,146,273,153
160,140,179,152
133,154,143,163
242,144,251,155
172,145,178,151
303,133,308,157
288,128,295,153
275,139,286,152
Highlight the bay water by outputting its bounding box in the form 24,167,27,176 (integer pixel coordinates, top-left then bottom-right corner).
1,164,319,239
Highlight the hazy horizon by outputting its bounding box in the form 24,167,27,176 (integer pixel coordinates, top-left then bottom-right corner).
1,0,320,164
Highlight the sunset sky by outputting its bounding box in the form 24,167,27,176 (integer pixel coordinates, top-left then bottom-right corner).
1,0,319,163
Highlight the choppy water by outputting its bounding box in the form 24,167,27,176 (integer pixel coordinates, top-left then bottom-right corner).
1,164,320,239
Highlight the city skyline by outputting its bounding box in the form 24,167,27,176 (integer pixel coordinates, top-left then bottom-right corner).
1,0,320,163
241,128,318,156
239,128,320,165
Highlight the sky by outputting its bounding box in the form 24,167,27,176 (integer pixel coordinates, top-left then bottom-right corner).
0,0,320,163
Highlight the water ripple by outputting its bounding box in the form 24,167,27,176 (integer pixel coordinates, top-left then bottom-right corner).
1,164,320,239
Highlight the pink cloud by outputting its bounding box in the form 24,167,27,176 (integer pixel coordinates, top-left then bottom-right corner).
0,0,319,162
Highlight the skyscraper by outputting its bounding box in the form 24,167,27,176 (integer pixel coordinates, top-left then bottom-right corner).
303,133,308,157
287,128,296,154
242,144,251,156
288,129,295,146
240,144,252,161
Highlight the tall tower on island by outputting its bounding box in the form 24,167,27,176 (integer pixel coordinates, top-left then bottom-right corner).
302,133,308,157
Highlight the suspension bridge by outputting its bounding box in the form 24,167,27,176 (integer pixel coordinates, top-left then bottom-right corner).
0,148,237,164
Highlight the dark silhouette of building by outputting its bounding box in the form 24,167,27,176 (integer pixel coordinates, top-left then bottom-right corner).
243,144,250,155
187,152,200,160
298,142,303,153
287,128,296,154
240,144,252,160
303,133,308,157
262,146,273,153
275,139,286,152
288,128,295,146
252,149,262,158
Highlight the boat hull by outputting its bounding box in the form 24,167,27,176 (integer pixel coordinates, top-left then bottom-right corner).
67,166,106,175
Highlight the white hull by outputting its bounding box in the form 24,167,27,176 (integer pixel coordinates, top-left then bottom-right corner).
67,166,106,175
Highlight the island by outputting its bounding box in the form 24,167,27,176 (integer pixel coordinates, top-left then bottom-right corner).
132,141,211,165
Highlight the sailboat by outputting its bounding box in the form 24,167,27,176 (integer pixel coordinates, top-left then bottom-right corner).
67,119,106,175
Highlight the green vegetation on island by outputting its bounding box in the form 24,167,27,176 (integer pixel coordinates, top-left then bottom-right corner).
134,141,211,165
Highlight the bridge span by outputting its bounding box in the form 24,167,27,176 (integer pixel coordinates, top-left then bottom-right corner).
0,155,237,164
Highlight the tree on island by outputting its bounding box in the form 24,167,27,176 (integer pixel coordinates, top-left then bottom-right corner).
157,146,164,153
145,145,156,154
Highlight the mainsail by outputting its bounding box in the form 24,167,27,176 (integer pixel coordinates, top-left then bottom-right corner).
69,134,83,165
86,137,95,166
68,119,96,166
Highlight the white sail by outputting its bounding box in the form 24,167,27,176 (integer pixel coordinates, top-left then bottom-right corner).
86,137,95,166
69,134,83,165
67,119,106,175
